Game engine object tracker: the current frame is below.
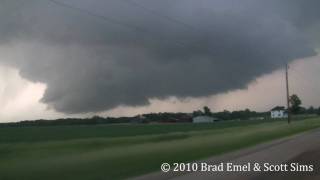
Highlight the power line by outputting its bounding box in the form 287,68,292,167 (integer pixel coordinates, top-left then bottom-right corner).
119,0,197,31
46,0,222,53
46,0,187,48
119,0,220,55
48,0,143,32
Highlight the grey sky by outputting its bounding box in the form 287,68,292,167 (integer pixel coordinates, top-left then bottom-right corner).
0,0,320,118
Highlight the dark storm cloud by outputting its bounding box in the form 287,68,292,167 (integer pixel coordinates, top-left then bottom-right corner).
0,0,319,113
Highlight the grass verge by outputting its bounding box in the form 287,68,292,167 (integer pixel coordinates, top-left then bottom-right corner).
0,118,319,180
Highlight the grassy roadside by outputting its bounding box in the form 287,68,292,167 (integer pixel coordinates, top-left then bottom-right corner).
0,118,319,180
0,119,280,143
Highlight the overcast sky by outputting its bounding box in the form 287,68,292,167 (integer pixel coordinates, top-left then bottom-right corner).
0,0,320,122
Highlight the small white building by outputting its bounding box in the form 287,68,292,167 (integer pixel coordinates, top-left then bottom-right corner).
193,116,218,123
270,106,288,119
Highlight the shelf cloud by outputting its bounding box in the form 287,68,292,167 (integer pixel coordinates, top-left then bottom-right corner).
0,0,319,114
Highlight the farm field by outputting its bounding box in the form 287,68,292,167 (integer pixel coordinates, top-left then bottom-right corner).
0,117,320,180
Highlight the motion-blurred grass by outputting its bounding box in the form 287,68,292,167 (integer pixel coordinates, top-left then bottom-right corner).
0,118,319,180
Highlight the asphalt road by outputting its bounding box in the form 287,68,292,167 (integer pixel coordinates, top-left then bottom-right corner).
132,129,320,180
254,148,320,180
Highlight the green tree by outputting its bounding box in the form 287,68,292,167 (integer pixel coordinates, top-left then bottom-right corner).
317,107,320,115
307,106,315,114
203,106,212,116
289,94,302,114
193,110,203,117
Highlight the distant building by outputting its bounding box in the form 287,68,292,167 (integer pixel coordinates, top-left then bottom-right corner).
270,106,288,119
192,116,218,123
249,117,265,120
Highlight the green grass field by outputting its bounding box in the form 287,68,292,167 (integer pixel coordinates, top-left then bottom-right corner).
0,117,320,180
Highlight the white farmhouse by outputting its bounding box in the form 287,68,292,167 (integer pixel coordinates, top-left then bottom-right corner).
192,116,218,123
270,106,288,119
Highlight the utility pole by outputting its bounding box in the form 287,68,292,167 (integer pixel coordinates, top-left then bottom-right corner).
285,63,291,124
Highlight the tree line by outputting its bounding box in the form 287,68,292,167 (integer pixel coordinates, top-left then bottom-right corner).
0,94,319,127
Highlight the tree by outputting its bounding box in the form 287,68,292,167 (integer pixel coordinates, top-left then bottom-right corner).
203,106,212,116
307,106,315,114
193,110,203,117
317,107,320,115
215,110,231,120
289,94,302,114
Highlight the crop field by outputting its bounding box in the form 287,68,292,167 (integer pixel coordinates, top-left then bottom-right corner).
0,118,320,180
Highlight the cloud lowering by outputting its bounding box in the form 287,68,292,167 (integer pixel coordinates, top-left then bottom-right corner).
0,0,319,114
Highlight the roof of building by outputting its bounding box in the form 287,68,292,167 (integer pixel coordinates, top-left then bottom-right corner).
271,106,286,111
